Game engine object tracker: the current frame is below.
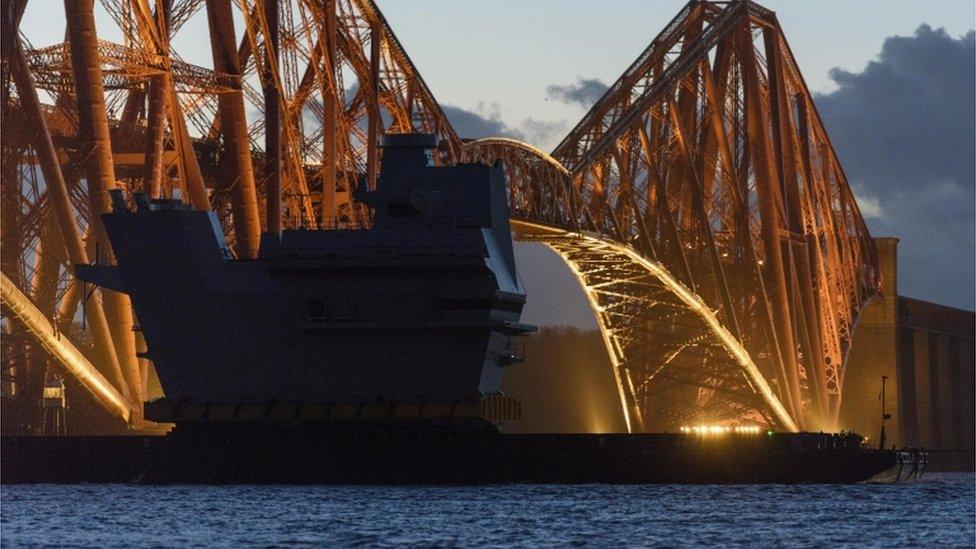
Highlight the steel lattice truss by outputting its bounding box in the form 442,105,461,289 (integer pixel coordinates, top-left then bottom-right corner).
466,1,878,431
1,0,876,432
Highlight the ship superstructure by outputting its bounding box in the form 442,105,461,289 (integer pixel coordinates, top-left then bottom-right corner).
77,134,534,423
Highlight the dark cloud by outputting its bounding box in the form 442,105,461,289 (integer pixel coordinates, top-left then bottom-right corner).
516,117,569,150
815,25,975,310
441,103,510,138
442,102,567,150
546,78,609,109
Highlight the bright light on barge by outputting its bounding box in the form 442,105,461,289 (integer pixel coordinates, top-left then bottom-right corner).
679,425,765,435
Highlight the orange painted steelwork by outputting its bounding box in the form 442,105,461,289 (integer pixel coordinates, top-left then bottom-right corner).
1,0,876,433
467,2,877,431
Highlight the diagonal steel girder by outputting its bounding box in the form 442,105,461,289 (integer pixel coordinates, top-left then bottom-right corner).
465,0,879,432
3,0,467,420
4,0,877,434
1,272,132,423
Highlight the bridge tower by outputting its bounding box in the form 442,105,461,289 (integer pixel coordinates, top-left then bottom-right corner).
465,1,879,432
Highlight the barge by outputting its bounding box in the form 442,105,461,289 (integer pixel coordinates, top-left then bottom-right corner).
2,427,907,484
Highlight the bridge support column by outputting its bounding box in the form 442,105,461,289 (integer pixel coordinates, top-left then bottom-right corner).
206,0,262,257
262,0,281,236
366,19,382,191
64,0,143,404
8,0,127,400
140,0,173,198
320,0,338,224
763,29,830,427
740,31,804,427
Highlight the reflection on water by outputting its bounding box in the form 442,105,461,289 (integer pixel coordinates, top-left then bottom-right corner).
2,474,972,546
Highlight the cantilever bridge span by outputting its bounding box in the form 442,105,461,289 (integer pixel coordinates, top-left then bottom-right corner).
1,0,876,433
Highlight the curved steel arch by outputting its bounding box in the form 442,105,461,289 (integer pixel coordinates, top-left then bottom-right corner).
465,138,570,176
466,2,880,433
463,139,798,432
464,138,576,229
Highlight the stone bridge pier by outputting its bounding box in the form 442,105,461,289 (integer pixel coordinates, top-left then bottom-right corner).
842,238,974,469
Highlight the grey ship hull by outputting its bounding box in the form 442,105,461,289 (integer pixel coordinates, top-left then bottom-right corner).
78,135,533,420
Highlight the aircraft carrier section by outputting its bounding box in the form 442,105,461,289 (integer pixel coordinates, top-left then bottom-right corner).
76,134,533,422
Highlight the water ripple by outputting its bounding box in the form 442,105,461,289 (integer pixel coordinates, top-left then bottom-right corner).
2,474,973,547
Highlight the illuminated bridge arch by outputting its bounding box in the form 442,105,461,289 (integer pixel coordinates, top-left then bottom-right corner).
462,138,577,228
463,0,880,433
463,139,798,433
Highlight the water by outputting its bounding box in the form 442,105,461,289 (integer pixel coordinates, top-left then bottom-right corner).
2,474,973,547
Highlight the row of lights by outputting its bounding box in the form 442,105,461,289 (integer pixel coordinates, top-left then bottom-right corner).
679,425,765,434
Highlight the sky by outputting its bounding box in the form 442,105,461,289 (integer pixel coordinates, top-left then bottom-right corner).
18,1,976,325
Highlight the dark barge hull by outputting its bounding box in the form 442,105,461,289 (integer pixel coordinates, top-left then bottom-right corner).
2,426,897,484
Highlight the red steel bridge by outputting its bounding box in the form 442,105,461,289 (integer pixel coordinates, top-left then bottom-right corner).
0,0,878,433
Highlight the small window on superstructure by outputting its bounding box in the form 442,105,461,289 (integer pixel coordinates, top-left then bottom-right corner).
331,297,354,321
307,298,326,321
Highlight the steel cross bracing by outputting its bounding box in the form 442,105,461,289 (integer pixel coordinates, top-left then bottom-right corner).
466,1,877,432
1,0,876,433
509,223,797,432
0,0,459,425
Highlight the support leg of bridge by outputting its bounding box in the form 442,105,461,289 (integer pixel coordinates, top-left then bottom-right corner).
321,0,338,224
366,18,382,191
140,0,174,198
65,0,142,404
763,28,832,428
142,75,168,197
167,89,211,210
8,12,129,401
206,0,262,257
740,29,804,427
263,0,282,236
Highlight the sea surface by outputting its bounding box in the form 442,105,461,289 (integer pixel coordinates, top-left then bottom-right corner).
2,473,973,547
